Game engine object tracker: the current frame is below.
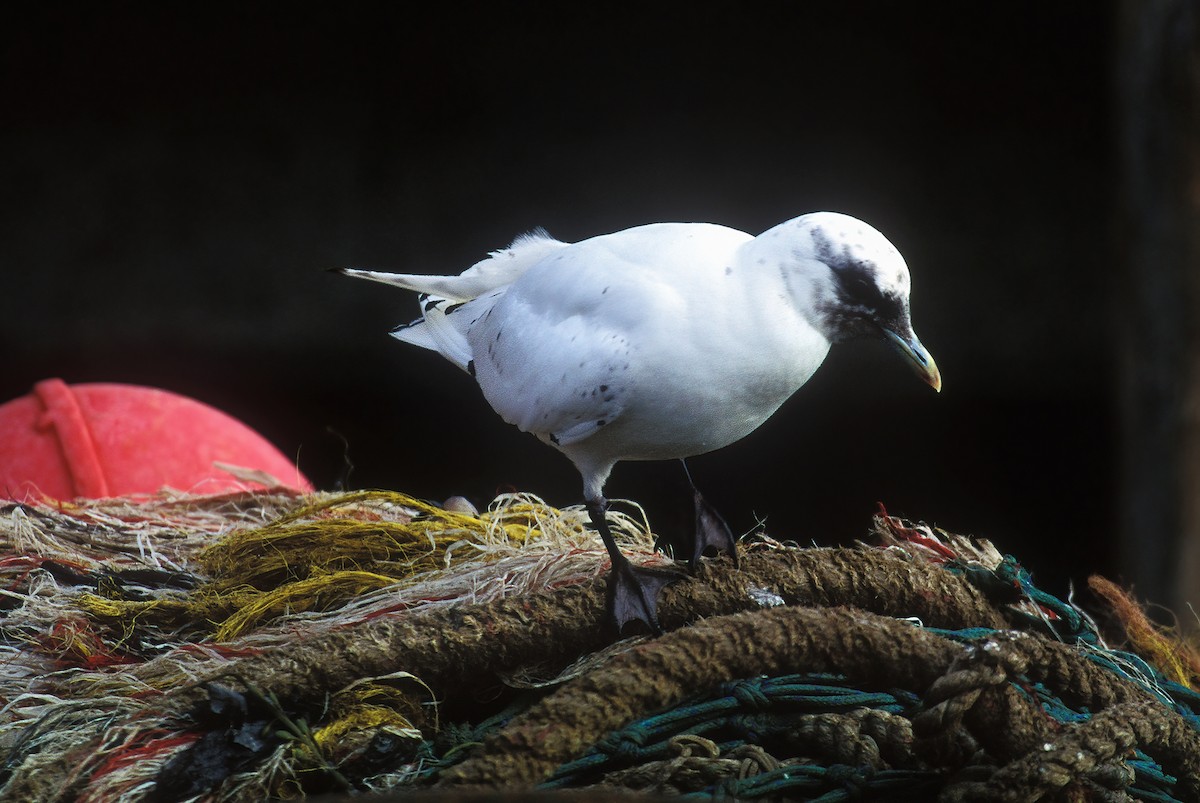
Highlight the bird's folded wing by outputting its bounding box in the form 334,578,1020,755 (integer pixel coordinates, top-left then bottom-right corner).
472,304,632,444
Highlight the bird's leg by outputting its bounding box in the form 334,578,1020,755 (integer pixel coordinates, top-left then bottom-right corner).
680,460,739,572
586,498,683,636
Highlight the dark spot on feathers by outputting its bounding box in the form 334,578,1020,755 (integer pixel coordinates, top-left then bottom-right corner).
603,395,614,402
828,260,905,331
444,302,465,315
602,286,609,294
600,385,608,392
467,360,476,377
424,298,439,312
725,266,733,275
596,419,607,427
549,433,560,445
495,330,502,341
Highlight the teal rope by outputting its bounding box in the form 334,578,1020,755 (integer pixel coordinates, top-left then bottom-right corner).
542,675,920,789
539,590,1199,802
953,556,1097,644
542,661,1187,802
942,551,1200,729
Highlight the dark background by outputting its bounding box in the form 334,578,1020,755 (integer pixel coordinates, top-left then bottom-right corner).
2,5,1120,601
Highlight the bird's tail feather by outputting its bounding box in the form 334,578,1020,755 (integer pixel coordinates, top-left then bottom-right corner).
337,268,476,300
336,229,568,371
336,230,568,302
409,300,473,371
390,317,438,351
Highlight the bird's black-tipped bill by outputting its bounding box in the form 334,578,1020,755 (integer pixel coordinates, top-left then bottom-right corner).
884,329,942,392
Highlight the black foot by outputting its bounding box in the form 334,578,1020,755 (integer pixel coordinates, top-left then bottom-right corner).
688,481,740,573
606,556,684,636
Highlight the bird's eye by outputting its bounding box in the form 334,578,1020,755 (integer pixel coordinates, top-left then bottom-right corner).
843,274,880,306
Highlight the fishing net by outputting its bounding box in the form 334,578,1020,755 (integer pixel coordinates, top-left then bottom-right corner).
1,489,1197,802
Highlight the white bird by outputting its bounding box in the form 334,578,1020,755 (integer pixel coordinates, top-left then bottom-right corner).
337,212,941,632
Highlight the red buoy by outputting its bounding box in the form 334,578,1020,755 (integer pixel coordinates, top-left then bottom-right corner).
0,379,313,501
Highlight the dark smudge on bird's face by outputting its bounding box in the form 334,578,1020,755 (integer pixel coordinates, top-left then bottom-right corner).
815,263,908,342
801,221,912,342
807,224,850,267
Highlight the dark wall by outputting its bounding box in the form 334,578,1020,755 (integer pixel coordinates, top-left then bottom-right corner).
1,4,1117,597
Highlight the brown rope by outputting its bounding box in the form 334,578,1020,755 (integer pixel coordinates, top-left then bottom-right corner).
433,605,968,787
940,698,1200,801
921,634,1200,801
594,735,734,796
789,708,916,768
433,603,1200,795
174,546,1006,713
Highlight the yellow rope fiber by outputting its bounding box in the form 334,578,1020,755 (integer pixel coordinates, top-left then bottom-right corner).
310,678,430,752
212,569,402,641
76,490,648,644
197,489,526,588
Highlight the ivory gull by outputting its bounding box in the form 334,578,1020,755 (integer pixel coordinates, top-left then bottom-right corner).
337,212,941,632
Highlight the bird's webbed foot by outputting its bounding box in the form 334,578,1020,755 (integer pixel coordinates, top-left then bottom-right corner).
587,497,683,636
684,464,740,572
605,556,684,636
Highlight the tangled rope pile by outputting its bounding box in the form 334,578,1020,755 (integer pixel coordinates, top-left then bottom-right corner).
1,490,1197,802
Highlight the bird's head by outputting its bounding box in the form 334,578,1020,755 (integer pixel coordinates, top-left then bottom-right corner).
766,211,941,392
